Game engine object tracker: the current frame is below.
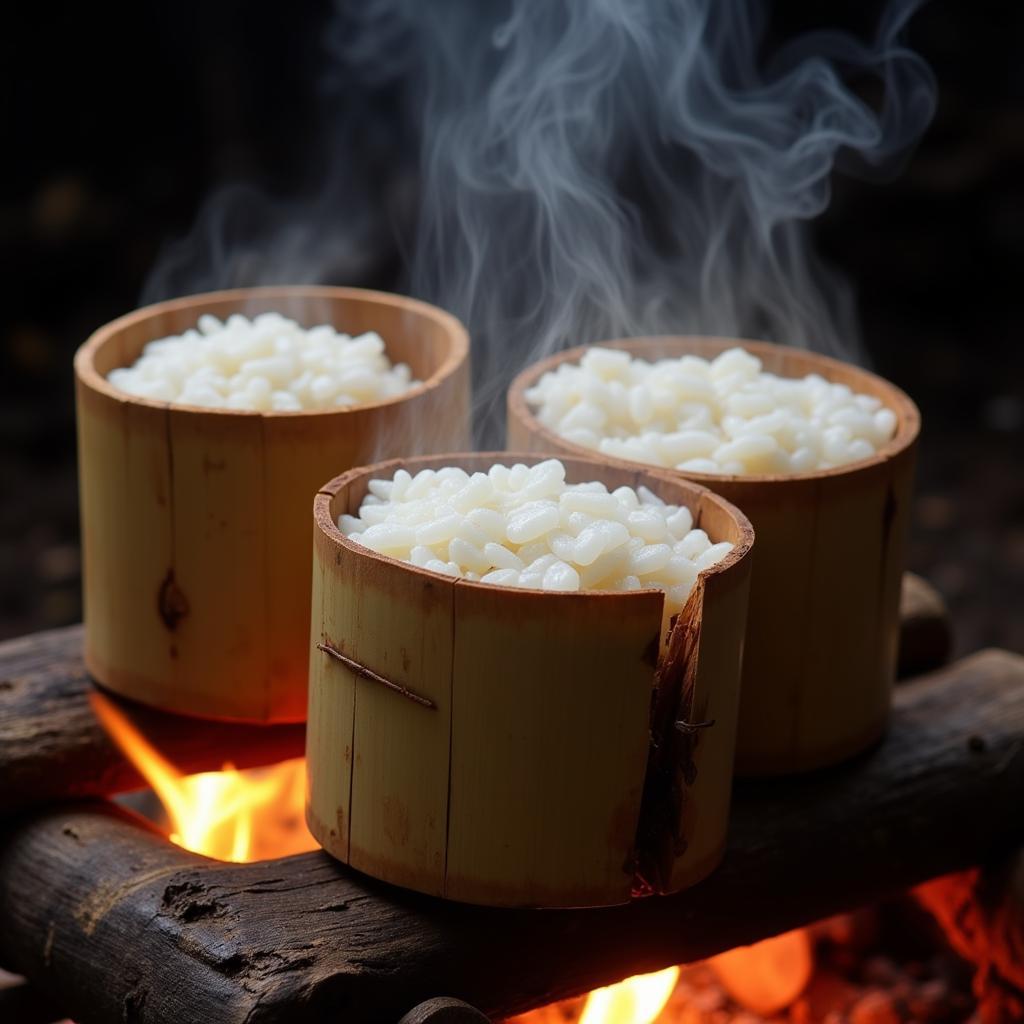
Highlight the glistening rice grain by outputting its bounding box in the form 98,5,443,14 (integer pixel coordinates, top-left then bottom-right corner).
525,346,898,475
339,458,734,632
107,312,418,411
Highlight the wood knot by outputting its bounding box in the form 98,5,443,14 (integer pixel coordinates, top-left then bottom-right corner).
158,570,190,631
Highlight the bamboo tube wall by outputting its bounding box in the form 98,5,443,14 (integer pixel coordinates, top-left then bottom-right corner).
507,338,919,775
75,287,470,723
307,452,753,908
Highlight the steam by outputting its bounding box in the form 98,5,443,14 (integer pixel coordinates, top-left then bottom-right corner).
141,182,380,304
144,0,936,435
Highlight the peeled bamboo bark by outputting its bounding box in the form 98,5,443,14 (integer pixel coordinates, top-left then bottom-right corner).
307,451,753,908
75,287,470,724
508,338,920,775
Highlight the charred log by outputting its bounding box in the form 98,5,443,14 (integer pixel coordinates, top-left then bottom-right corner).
0,625,304,814
0,649,1020,1024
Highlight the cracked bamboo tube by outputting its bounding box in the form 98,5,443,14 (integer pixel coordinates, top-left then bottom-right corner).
75,286,470,723
507,337,920,775
307,451,753,908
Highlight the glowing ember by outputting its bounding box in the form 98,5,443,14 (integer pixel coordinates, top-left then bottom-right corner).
90,696,815,1020
707,929,813,1015
578,968,680,1024
515,932,812,1024
91,693,315,862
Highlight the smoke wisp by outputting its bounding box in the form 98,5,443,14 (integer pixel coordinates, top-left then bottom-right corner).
145,0,937,437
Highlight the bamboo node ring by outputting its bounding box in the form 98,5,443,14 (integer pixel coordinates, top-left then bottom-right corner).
316,642,437,710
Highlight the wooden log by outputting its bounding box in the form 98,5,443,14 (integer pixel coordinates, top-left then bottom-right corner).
898,572,954,678
308,452,753,907
1,649,1021,1024
397,998,491,1024
75,286,470,724
508,338,920,775
0,626,305,813
0,572,949,817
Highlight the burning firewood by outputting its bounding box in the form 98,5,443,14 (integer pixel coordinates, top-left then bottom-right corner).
916,855,1024,1023
0,646,1020,1023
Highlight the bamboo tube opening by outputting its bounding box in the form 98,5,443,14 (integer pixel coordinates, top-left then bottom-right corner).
507,337,919,484
507,338,920,775
77,286,467,413
306,451,753,908
75,287,470,724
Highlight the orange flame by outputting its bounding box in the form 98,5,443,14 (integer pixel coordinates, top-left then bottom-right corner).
707,929,813,1016
518,930,812,1024
91,694,814,1022
577,967,680,1024
91,692,316,862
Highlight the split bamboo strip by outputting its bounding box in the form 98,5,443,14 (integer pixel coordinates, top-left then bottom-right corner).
508,338,919,775
307,451,753,907
75,286,470,724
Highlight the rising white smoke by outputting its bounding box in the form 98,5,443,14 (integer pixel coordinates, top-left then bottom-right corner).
146,0,936,436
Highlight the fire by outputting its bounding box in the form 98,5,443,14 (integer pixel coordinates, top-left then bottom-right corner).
578,968,680,1024
517,930,812,1024
91,692,814,1021
91,693,316,862
707,929,813,1016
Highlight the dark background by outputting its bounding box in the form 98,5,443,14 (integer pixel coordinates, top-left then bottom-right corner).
1,1,1021,653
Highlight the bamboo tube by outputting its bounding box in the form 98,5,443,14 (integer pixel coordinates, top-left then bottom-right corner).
507,337,920,775
307,451,753,908
75,286,470,723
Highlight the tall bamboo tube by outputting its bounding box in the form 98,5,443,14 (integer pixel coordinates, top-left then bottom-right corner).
507,338,919,775
307,452,753,908
75,287,470,723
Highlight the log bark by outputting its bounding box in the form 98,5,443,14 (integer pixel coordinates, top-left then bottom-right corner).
0,572,950,816
898,573,954,678
1,648,1020,1024
0,625,304,814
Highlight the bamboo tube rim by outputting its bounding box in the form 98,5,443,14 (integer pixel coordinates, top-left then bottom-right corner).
314,450,754,605
74,285,469,419
507,337,920,486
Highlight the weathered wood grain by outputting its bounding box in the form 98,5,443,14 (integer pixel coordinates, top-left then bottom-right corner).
0,626,305,813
